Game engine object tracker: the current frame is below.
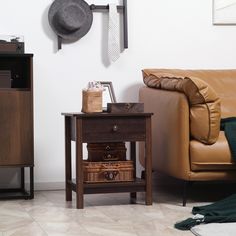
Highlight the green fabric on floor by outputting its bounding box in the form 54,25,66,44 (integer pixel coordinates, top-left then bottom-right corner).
175,194,236,230
220,117,236,160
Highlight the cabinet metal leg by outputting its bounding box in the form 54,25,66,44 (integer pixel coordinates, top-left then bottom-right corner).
0,166,34,200
141,170,145,180
29,166,34,199
21,167,25,191
130,192,137,204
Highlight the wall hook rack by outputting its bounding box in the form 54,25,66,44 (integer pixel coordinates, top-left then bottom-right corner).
56,0,128,50
90,0,128,49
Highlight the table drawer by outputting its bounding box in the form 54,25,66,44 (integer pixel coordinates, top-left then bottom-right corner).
82,117,146,142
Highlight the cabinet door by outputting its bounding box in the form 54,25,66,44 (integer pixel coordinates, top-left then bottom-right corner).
0,91,33,166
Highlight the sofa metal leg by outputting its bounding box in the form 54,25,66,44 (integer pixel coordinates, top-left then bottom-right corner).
183,181,193,207
183,181,187,207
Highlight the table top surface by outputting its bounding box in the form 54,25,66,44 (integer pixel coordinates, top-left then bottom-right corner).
61,112,153,118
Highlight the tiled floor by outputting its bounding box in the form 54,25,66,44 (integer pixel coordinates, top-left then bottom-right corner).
0,178,236,236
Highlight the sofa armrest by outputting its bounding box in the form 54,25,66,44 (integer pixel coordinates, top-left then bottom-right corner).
139,86,191,180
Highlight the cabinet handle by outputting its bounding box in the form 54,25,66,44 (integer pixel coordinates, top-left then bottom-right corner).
113,125,118,132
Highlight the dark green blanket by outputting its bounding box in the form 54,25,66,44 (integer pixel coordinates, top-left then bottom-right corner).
175,194,236,230
220,117,236,160
175,118,236,230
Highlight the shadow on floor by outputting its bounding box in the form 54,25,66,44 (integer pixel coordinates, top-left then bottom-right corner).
152,174,236,206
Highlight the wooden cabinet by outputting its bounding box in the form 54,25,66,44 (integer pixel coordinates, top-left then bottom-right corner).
0,54,34,199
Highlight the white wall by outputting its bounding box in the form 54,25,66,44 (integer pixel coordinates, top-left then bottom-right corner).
1,0,236,189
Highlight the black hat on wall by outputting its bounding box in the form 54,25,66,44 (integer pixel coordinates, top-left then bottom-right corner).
48,0,93,42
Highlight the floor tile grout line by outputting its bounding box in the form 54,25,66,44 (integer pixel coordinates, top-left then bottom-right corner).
27,214,49,236
18,201,49,236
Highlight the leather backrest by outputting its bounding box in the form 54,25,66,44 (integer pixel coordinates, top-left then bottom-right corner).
143,69,236,118
143,69,221,144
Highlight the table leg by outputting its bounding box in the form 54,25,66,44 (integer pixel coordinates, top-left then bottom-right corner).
65,116,72,201
76,118,84,209
130,142,137,203
145,117,152,205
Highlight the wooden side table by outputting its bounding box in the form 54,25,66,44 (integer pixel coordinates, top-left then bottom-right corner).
62,112,153,209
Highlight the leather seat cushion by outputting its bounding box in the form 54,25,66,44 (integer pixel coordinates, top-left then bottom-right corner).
190,131,236,171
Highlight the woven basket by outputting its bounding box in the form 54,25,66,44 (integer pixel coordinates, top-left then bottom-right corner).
82,90,102,113
83,161,134,183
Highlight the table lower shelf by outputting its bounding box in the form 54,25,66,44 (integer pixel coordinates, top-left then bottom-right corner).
68,178,146,194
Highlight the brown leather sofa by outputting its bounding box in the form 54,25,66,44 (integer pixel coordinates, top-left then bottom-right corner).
139,69,236,205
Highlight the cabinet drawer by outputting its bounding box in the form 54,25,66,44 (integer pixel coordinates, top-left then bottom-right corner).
82,117,146,142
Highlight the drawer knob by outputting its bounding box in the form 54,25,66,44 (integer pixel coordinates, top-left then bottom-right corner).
104,154,119,161
125,103,131,110
113,125,118,132
105,145,111,151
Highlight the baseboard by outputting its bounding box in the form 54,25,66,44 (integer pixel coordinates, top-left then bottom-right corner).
34,182,65,191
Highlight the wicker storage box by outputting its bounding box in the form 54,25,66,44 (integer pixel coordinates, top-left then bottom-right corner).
87,142,126,162
83,161,134,183
82,90,102,113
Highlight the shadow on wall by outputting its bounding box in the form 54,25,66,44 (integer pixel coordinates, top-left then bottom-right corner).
41,2,58,53
120,82,147,177
41,1,82,53
119,82,144,102
100,8,125,67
